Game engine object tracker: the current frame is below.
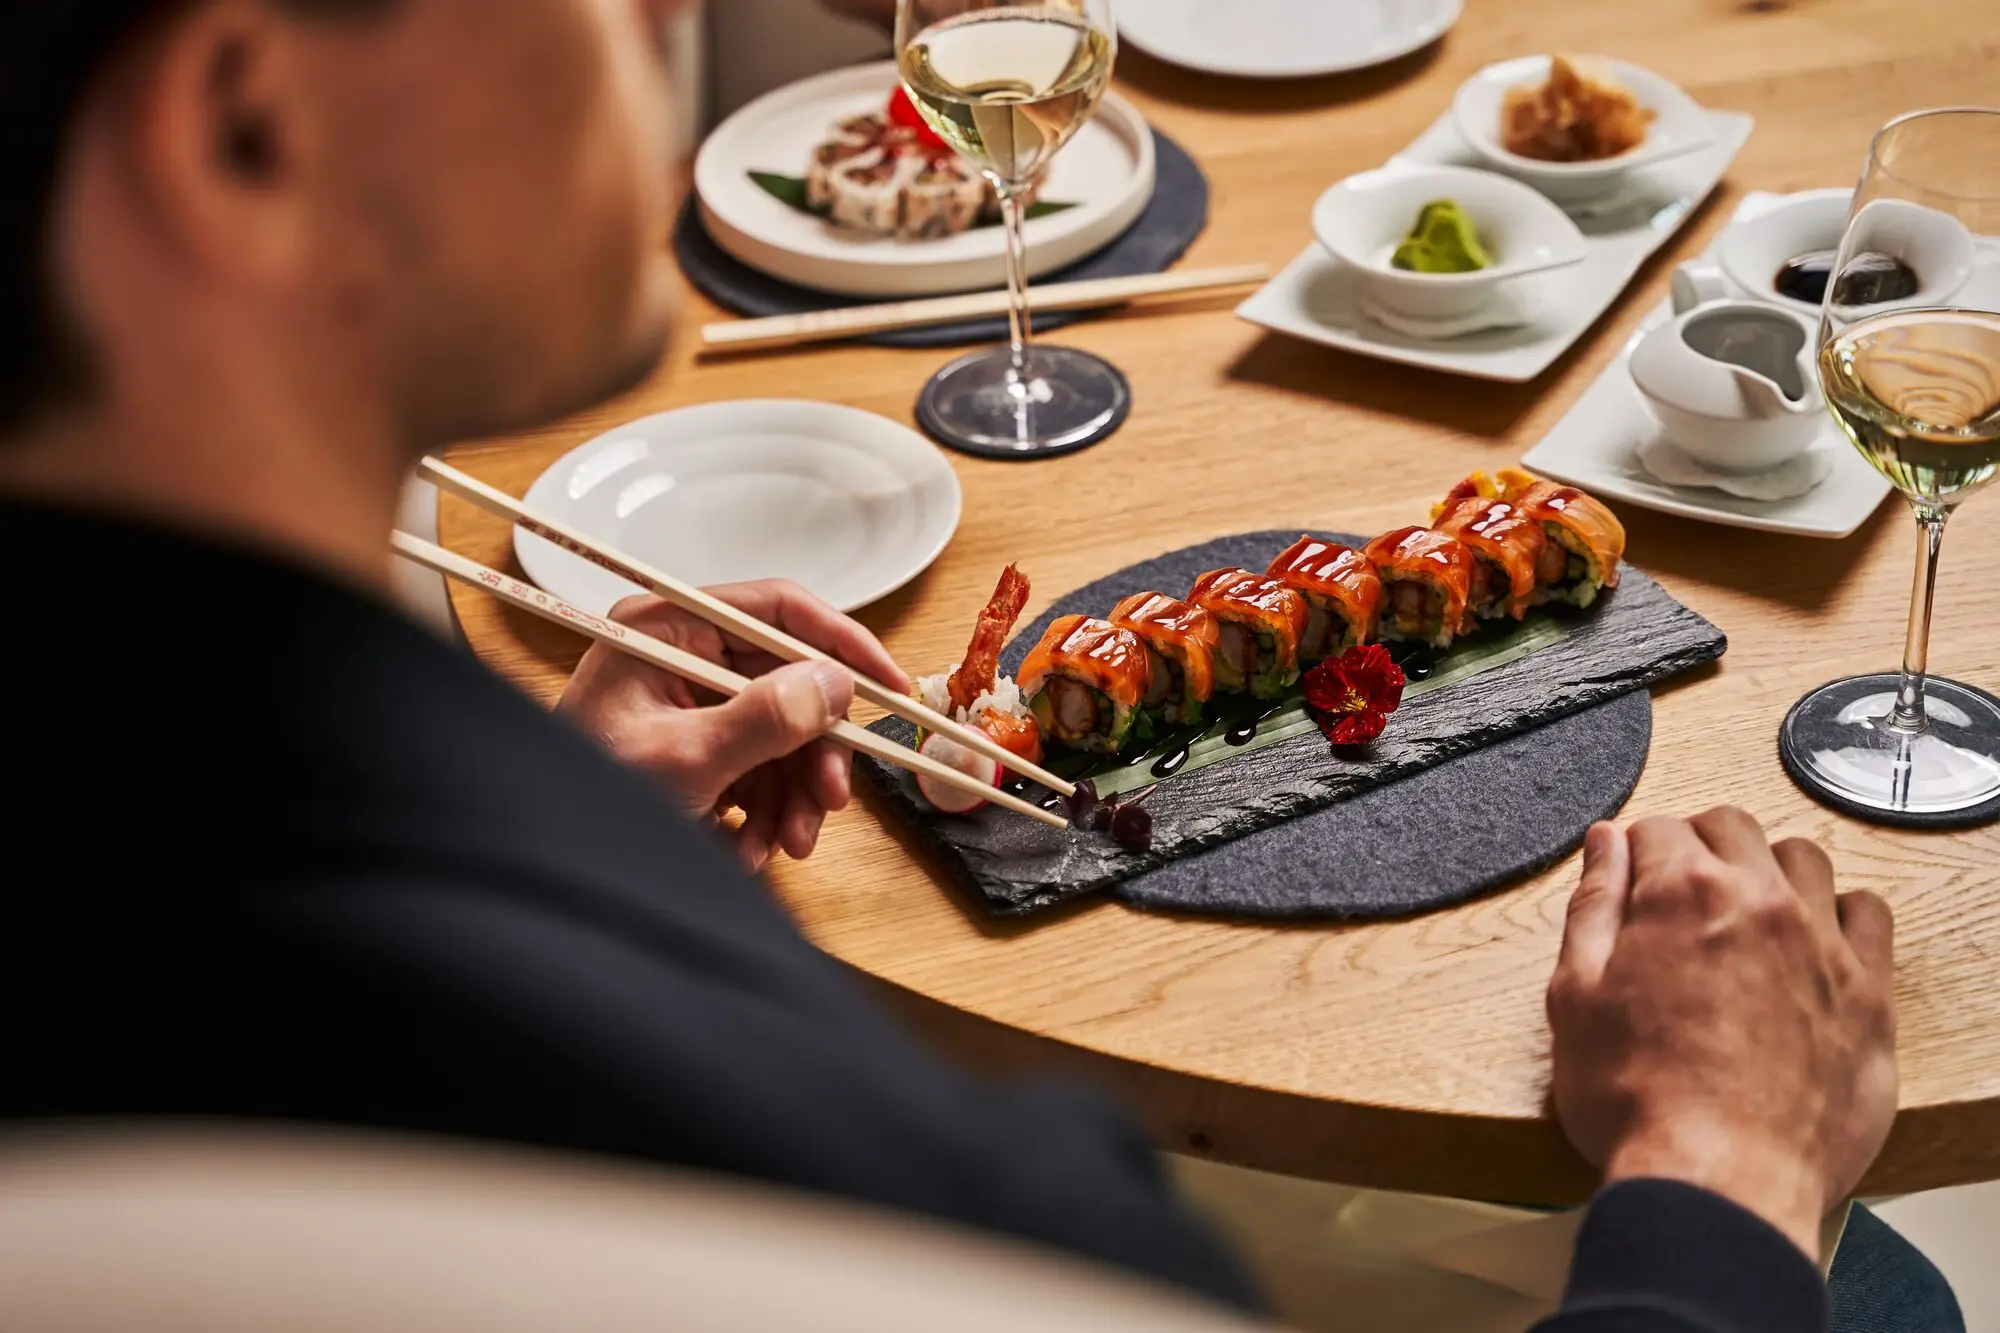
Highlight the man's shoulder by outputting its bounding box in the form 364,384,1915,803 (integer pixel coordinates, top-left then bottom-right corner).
3,499,715,880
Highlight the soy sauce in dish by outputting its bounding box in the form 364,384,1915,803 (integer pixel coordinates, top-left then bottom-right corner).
1775,250,1918,308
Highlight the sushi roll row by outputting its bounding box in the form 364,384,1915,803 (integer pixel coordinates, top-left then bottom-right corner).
1366,469,1626,649
1010,471,1625,757
1017,566,1322,755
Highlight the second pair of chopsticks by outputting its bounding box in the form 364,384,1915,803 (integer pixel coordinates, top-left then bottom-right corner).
417,456,1076,801
393,532,1066,831
701,264,1271,352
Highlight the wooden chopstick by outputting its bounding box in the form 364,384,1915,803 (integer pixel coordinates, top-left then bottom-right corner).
699,264,1272,352
418,456,1077,798
392,532,1069,831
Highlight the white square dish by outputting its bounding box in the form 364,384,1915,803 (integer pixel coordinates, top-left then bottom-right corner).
1519,302,1892,538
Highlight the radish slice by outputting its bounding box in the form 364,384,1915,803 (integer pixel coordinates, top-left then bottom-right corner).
916,733,1001,814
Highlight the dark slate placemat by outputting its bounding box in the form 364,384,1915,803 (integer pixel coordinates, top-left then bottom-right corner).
858,530,1726,917
1111,690,1651,919
677,129,1208,349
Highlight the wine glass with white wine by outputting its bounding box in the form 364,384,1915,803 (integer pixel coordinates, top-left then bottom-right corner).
1781,107,2000,823
895,0,1125,457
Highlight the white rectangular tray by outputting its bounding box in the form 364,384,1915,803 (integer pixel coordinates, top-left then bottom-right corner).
1519,191,1898,539
1236,108,1754,382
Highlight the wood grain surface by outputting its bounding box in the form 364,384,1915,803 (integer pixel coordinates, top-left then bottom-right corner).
439,0,2000,1203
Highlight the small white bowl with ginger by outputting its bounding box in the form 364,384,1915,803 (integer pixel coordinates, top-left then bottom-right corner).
1453,54,1715,202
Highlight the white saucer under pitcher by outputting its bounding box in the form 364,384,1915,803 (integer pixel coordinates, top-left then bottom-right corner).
1628,299,1826,473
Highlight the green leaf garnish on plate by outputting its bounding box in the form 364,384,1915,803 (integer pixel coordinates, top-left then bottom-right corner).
749,170,824,215
747,170,1078,226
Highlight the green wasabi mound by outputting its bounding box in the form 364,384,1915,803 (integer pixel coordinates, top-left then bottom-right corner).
1391,200,1493,274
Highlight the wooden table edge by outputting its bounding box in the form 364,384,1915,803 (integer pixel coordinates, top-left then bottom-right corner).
871,970,2000,1205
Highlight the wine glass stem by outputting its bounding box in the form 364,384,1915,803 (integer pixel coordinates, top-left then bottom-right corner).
1891,504,1950,734
998,185,1033,380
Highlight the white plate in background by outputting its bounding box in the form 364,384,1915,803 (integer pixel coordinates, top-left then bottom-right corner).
695,62,1155,298
515,401,962,615
1235,108,1754,382
1118,0,1461,79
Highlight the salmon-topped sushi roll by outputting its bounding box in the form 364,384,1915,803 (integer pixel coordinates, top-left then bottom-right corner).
1188,569,1309,700
1512,482,1625,608
1109,592,1220,727
1432,496,1548,622
1363,527,1477,649
1442,469,1627,609
1018,616,1152,754
1265,536,1384,661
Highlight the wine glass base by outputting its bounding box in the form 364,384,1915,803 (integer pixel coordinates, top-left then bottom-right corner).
916,346,1131,459
1779,674,2000,828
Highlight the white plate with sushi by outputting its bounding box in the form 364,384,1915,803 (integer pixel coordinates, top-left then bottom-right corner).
514,400,962,616
1236,79,1753,381
694,62,1156,298
1118,0,1461,80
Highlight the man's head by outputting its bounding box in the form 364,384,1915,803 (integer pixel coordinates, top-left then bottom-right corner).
3,0,680,455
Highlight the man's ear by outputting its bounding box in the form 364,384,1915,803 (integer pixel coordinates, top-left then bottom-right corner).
118,0,321,286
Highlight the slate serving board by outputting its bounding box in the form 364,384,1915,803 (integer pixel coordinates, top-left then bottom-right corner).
676,129,1209,350
857,531,1727,917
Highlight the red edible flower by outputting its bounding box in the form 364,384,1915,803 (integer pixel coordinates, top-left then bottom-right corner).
887,85,952,154
1303,644,1406,747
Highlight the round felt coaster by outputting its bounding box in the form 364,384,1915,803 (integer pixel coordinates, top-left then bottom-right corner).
914,347,1133,460
675,128,1209,349
1111,690,1651,920
1777,676,2000,830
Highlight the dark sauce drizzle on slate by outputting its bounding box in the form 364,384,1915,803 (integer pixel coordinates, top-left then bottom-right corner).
1388,641,1438,681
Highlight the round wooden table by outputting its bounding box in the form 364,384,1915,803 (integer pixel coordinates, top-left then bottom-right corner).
441,0,2000,1205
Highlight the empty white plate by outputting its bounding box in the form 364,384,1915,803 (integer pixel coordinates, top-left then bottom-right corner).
695,62,1155,298
1118,0,1462,79
515,400,962,616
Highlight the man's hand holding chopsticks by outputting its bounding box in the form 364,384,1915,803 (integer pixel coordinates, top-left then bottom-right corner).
560,580,910,871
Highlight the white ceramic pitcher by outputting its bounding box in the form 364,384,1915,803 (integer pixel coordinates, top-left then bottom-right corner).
1629,300,1825,472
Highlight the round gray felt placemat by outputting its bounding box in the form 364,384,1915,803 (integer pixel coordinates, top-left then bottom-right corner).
1109,691,1651,918
676,129,1208,349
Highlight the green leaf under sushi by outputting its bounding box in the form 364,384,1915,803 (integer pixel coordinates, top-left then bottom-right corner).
749,170,826,215
746,170,1079,226
1073,613,1577,800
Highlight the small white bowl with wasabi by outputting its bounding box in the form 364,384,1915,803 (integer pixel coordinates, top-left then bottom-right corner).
1312,164,1588,322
